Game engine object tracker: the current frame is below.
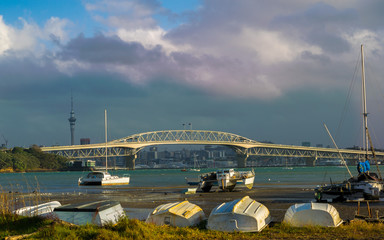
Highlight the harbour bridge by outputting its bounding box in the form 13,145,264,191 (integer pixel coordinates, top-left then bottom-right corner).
41,130,384,169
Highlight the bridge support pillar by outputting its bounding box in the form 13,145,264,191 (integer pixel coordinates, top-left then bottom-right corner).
237,153,249,168
305,157,316,167
125,154,137,170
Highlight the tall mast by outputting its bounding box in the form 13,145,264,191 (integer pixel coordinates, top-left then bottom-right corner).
361,44,369,158
105,109,108,171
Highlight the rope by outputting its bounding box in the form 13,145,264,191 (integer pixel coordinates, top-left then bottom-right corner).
336,53,360,140
367,129,382,179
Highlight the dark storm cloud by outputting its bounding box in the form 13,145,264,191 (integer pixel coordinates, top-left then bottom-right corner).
58,33,165,64
271,2,356,53
2,0,384,149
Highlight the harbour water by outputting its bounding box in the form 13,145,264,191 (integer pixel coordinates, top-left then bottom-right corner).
1,166,378,194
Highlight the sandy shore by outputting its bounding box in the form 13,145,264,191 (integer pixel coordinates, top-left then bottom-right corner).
21,184,384,223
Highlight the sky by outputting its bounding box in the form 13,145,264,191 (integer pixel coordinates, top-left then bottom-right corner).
1,0,384,149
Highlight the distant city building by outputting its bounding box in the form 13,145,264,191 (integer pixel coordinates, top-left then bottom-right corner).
316,144,323,148
302,141,311,147
80,138,91,145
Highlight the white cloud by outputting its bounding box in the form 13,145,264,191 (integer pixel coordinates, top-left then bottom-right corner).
43,17,71,43
235,28,323,65
0,16,11,54
0,15,70,56
116,27,190,54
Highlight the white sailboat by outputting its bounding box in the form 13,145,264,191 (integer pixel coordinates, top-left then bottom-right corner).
315,45,384,201
190,153,200,172
78,110,130,186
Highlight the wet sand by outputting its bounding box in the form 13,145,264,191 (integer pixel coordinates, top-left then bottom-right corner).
31,185,384,223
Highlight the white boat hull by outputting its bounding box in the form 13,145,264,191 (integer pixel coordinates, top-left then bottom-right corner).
207,196,271,232
78,171,130,186
146,201,206,227
283,203,343,227
14,201,61,217
54,200,125,226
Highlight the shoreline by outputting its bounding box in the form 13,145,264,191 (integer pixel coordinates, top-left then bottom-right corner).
17,185,384,223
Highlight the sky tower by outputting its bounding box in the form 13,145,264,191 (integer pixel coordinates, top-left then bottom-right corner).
68,93,76,145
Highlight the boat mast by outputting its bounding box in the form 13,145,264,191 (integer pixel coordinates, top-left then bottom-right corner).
105,109,108,171
361,44,369,159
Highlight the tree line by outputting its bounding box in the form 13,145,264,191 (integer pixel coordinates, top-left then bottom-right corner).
0,145,69,172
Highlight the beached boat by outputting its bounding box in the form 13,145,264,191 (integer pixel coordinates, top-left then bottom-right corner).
186,169,255,192
146,200,206,227
14,201,61,217
283,203,343,227
53,200,125,226
78,110,130,186
315,45,384,202
190,169,255,192
207,196,271,232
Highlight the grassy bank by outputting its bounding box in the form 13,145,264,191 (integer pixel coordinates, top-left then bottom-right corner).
1,215,384,240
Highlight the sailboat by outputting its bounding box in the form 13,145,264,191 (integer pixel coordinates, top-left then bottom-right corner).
78,110,130,186
190,153,200,172
283,158,293,170
315,45,384,201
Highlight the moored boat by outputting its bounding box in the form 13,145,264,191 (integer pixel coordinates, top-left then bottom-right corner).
78,110,130,186
283,202,343,227
78,171,130,186
207,196,271,232
146,200,206,227
53,200,125,226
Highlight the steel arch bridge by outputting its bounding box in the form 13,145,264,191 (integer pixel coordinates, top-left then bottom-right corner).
41,130,384,169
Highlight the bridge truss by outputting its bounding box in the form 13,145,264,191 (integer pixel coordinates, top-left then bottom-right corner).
42,130,384,167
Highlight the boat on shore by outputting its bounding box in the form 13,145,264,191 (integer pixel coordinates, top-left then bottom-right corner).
78,110,130,186
186,168,255,192
54,200,125,226
315,45,384,202
207,196,271,232
283,203,343,227
14,201,61,217
146,200,206,227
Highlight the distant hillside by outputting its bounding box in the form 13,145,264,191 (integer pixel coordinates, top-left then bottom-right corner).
0,145,69,172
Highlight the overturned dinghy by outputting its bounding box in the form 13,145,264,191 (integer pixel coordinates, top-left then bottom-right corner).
54,200,125,226
207,196,271,232
283,202,343,227
14,201,61,217
146,200,206,227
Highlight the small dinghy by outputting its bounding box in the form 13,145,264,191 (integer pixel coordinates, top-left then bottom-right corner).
283,202,343,227
54,200,125,226
146,200,206,227
207,196,271,232
14,201,61,217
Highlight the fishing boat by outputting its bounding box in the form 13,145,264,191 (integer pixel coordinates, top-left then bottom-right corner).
283,203,343,227
78,110,130,186
315,45,384,202
54,200,125,226
207,196,271,232
14,201,61,217
146,200,206,227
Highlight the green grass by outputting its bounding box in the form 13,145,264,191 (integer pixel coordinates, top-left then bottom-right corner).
2,216,384,240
